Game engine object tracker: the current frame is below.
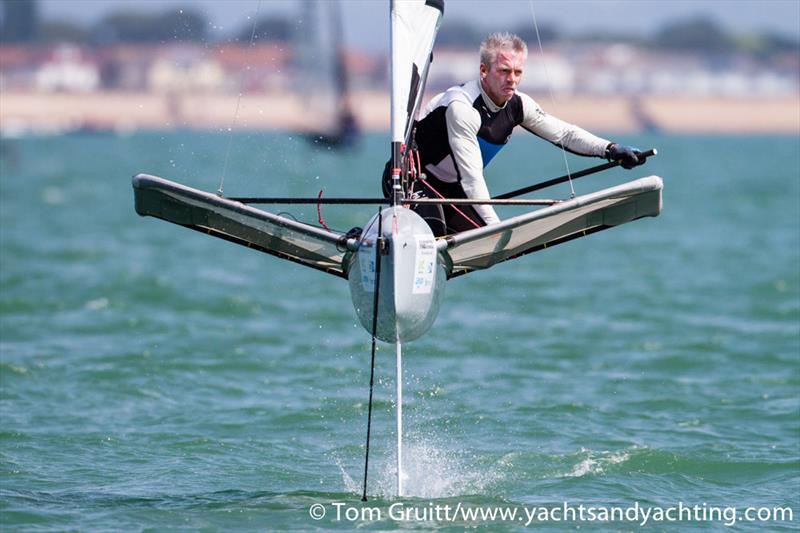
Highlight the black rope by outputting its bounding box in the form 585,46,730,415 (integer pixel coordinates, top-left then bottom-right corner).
411,198,557,206
361,207,384,502
229,197,390,205
229,197,557,206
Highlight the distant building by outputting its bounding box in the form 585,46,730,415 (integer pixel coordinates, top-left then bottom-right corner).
96,45,158,91
517,49,576,95
213,43,292,92
339,48,385,90
426,48,477,91
0,45,43,89
568,43,798,97
147,45,224,93
35,45,99,92
0,39,796,98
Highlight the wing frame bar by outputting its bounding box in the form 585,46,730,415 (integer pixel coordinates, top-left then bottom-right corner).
133,174,351,278
441,176,663,278
444,176,663,249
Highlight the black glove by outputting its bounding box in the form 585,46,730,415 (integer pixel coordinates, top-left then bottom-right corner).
605,143,646,169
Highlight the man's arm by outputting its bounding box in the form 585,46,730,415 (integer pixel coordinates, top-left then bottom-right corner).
445,100,500,225
518,93,610,156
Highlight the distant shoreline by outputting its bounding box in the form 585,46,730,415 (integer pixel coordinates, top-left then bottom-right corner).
2,91,798,136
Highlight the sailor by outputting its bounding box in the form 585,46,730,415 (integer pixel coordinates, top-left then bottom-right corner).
383,32,646,236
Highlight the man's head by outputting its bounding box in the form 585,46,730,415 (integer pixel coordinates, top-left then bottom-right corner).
479,32,528,106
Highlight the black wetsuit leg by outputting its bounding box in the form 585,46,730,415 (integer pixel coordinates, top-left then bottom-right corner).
415,176,486,235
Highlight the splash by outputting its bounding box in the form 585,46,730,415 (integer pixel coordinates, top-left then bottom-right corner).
562,447,634,478
337,433,507,499
334,456,361,495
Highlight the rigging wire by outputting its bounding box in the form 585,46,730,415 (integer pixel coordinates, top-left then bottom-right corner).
218,0,263,196
361,208,384,501
527,0,576,199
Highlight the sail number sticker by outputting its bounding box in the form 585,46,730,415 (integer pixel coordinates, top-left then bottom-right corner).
359,240,376,292
413,236,436,294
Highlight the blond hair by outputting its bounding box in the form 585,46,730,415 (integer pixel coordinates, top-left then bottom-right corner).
479,32,528,68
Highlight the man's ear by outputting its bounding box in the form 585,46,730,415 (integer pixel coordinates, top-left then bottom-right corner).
479,63,487,79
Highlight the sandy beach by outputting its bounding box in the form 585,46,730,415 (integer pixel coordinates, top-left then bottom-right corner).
1,90,798,135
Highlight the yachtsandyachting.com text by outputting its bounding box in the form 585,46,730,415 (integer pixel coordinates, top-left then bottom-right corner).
307,501,794,527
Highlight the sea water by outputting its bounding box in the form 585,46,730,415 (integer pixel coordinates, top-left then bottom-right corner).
1,131,798,531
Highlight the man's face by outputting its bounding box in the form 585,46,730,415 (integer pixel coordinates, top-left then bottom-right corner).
480,50,525,106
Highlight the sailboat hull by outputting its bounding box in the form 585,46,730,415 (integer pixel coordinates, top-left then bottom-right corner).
348,207,446,342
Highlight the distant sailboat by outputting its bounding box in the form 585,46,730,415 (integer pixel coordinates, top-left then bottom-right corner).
629,96,661,134
296,0,360,149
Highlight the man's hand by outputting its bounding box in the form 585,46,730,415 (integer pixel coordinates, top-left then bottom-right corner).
605,143,646,169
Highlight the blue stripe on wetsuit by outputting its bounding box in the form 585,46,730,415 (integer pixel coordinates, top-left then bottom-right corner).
477,137,504,168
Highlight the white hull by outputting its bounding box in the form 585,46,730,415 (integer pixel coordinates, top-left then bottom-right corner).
347,207,446,343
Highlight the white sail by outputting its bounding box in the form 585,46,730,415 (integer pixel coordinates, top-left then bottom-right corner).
390,0,444,146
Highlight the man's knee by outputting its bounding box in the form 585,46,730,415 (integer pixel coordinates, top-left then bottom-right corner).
381,160,393,198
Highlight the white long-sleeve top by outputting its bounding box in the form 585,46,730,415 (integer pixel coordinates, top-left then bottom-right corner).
414,80,611,224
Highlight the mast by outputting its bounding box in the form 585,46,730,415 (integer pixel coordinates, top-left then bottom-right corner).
389,0,403,206
388,0,444,497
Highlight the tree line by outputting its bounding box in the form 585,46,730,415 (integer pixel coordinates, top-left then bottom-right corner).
1,1,796,59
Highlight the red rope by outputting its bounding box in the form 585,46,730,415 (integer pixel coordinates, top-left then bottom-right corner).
416,178,481,230
403,147,480,231
316,190,332,232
